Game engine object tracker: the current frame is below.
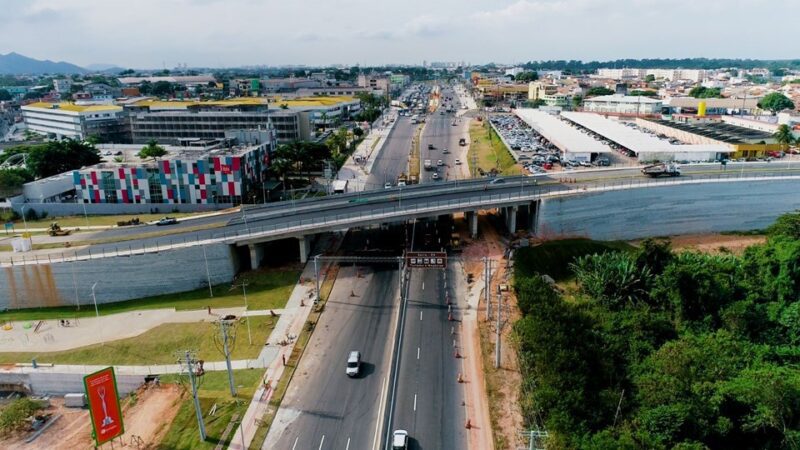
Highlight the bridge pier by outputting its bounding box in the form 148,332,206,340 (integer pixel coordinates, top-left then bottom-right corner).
506,206,518,234
467,211,478,238
248,243,264,270
298,235,310,264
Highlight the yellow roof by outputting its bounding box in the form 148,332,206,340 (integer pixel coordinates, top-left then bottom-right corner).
132,96,357,110
25,102,122,113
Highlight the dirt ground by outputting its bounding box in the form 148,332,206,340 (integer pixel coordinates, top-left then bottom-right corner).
462,213,525,450
630,233,766,255
0,383,182,449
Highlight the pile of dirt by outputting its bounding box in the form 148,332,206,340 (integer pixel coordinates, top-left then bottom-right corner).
630,233,766,255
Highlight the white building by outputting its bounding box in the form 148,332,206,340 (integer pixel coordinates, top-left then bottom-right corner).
596,68,644,79
583,95,662,115
596,68,706,83
53,79,73,94
504,67,525,77
21,102,124,140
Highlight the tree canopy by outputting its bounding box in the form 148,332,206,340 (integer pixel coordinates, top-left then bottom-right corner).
688,86,722,98
758,93,795,113
21,140,101,178
515,71,539,82
512,216,800,449
137,140,168,162
0,89,12,101
585,87,615,97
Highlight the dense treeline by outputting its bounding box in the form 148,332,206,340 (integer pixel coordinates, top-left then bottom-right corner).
513,213,800,449
520,58,800,73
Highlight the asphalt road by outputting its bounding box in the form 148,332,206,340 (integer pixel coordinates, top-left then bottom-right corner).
389,266,467,450
367,115,417,189
264,266,399,450
420,86,470,183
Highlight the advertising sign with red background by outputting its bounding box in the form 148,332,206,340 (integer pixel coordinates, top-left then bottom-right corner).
83,367,124,445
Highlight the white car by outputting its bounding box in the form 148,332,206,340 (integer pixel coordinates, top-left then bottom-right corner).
392,430,408,449
384,182,392,189
432,172,439,180
437,160,444,166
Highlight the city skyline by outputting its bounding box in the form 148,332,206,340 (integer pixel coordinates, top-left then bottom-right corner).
0,0,796,69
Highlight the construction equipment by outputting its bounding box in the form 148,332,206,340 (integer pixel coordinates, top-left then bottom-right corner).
641,162,681,178
48,222,71,237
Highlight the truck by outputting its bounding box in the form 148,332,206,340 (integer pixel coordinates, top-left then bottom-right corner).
423,159,432,171
641,162,681,177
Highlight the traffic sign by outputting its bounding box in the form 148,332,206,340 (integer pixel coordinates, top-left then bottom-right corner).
406,251,447,269
84,367,125,446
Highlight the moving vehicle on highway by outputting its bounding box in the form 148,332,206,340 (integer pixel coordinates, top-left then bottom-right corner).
642,162,681,177
459,138,467,146
392,430,409,449
423,159,432,170
346,351,361,377
156,217,178,226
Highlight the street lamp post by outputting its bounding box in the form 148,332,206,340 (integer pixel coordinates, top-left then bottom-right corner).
230,282,252,346
20,205,31,247
91,282,99,319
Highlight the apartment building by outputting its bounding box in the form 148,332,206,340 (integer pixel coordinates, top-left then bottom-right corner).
21,102,127,141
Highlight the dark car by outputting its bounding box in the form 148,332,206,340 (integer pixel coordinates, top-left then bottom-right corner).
156,217,178,226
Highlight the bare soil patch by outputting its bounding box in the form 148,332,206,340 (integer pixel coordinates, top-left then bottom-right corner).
630,233,766,255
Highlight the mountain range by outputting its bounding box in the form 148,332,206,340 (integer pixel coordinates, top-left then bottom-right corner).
0,52,87,75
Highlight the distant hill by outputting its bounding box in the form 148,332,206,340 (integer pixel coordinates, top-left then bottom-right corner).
85,63,127,73
0,52,87,75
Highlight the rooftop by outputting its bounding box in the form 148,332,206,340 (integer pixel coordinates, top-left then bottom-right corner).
646,119,775,144
562,112,730,154
584,94,662,104
130,95,357,111
665,97,762,109
22,102,123,113
514,109,612,154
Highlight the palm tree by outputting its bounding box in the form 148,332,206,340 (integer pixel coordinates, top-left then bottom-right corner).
319,112,329,132
774,124,794,150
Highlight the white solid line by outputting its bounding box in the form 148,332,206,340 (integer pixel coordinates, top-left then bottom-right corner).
346,437,351,450
413,394,417,411
373,376,388,450
319,435,325,450
417,347,420,359
420,310,423,321
292,437,299,450
422,282,425,290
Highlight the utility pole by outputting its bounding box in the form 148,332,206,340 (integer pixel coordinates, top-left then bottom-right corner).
217,318,237,397
202,245,214,298
230,282,251,345
483,257,492,320
179,350,206,442
314,255,321,304
495,292,502,368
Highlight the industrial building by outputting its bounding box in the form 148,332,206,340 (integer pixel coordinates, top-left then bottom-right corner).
562,112,730,162
515,109,613,162
582,94,663,115
21,102,127,141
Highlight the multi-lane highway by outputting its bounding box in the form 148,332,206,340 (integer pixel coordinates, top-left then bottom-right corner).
263,265,399,450
420,86,471,183
367,115,417,189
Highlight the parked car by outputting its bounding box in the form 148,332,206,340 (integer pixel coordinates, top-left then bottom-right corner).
156,217,178,226
489,178,505,185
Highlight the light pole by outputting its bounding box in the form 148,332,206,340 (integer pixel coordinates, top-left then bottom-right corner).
91,282,99,319
20,205,31,247
230,282,252,346
81,199,90,229
241,204,250,234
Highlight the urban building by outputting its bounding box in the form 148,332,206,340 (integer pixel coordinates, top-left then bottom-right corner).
389,74,411,89
583,94,663,115
596,68,707,83
528,81,557,101
53,79,72,95
117,75,217,87
21,102,127,141
73,132,275,206
665,97,761,115
357,74,391,93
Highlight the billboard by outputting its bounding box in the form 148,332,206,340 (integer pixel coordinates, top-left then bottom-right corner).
84,367,125,446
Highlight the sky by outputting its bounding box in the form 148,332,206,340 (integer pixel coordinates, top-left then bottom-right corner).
0,0,795,69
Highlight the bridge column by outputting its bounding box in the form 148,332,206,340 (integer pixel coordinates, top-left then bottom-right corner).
298,235,310,264
249,244,264,270
467,211,478,238
507,206,518,234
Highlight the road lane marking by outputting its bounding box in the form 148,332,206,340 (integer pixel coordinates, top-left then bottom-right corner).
373,376,388,450
414,394,417,412
422,282,425,290
420,310,423,321
292,437,299,450
346,437,351,450
417,347,420,359
318,435,325,450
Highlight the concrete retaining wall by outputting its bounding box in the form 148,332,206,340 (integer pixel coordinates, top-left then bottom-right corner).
0,371,144,396
0,243,237,310
537,179,800,240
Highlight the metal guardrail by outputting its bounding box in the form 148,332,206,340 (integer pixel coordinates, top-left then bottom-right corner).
3,172,800,267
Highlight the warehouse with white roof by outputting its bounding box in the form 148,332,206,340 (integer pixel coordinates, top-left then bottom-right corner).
561,112,731,162
514,109,613,162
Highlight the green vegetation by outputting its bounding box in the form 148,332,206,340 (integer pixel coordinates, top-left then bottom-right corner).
137,139,169,162
0,268,299,322
468,120,522,176
759,92,795,113
628,90,659,97
774,124,796,150
585,87,615,97
515,71,539,82
0,315,277,365
688,86,722,98
1,140,101,178
0,89,12,101
514,238,633,281
159,369,263,450
520,58,800,72
355,92,389,122
513,212,800,449
0,398,44,436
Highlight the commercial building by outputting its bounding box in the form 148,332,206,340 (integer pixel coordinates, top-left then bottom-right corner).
117,75,217,87
596,68,707,82
21,102,127,141
583,94,663,115
127,96,360,144
357,74,391,93
665,97,762,115
515,109,613,162
73,131,275,206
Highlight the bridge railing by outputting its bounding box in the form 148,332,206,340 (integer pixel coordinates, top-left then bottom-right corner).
2,171,798,267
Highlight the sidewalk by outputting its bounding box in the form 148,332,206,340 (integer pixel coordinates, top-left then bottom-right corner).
228,233,341,450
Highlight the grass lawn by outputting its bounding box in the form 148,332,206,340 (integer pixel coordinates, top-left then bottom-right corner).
0,315,277,365
468,120,522,176
0,267,301,322
514,238,634,281
158,369,263,450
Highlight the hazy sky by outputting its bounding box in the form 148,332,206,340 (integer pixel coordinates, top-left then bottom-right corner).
0,0,795,68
